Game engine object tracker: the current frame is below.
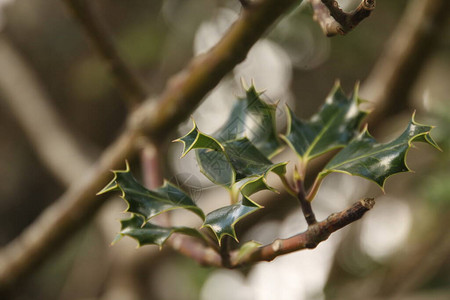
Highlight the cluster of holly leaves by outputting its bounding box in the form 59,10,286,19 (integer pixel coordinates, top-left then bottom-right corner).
98,82,439,248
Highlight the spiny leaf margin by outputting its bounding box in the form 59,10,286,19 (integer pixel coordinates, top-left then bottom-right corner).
98,161,205,222
281,82,368,164
319,112,440,190
202,172,284,245
113,214,204,249
175,121,287,188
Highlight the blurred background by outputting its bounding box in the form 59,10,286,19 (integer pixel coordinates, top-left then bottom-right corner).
0,0,449,299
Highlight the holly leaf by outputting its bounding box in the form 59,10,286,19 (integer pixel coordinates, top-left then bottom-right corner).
203,174,282,244
176,124,287,188
282,82,367,163
174,120,223,158
113,214,204,248
319,113,440,189
98,162,205,222
214,83,282,157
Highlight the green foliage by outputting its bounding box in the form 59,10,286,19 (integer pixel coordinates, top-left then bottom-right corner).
203,176,280,244
98,162,204,222
113,215,204,248
281,82,367,163
99,82,438,249
320,114,440,189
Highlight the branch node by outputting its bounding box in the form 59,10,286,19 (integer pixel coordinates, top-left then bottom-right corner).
360,197,375,209
310,0,376,36
363,0,376,10
272,239,283,253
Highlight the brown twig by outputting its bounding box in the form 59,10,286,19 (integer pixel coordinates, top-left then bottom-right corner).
322,2,450,294
151,197,375,268
0,0,300,288
309,0,376,36
297,178,317,226
63,0,149,105
169,234,222,267
231,198,375,266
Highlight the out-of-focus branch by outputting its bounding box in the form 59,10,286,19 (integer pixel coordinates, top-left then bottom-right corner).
322,1,450,296
0,0,301,288
0,129,137,289
63,0,149,105
362,0,450,129
238,0,252,9
374,213,450,298
231,198,375,266
128,0,301,141
310,0,376,36
0,35,92,185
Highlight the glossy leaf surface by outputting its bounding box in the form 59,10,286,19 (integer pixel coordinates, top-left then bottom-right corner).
98,163,205,222
113,215,203,248
320,114,440,188
203,175,282,244
177,125,286,188
282,83,367,163
214,85,281,157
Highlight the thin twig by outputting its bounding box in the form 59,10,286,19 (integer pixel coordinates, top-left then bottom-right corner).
322,2,450,294
296,178,317,226
0,0,300,288
63,0,149,105
231,198,375,266
309,0,375,36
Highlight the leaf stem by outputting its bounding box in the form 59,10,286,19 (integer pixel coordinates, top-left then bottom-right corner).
296,178,317,226
306,175,324,202
230,184,240,204
280,175,297,197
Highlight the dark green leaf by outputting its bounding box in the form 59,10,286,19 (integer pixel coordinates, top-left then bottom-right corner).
113,214,204,248
282,82,367,163
203,175,280,244
177,124,287,188
174,120,223,158
98,162,205,221
320,113,440,189
214,84,282,157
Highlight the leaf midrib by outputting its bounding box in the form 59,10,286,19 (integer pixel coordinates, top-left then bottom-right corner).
303,113,339,161
325,138,408,171
123,187,192,206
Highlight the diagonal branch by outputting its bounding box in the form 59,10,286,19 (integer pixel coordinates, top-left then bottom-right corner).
0,0,301,288
0,35,92,185
231,198,375,266
310,0,376,36
63,0,149,105
127,0,302,140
